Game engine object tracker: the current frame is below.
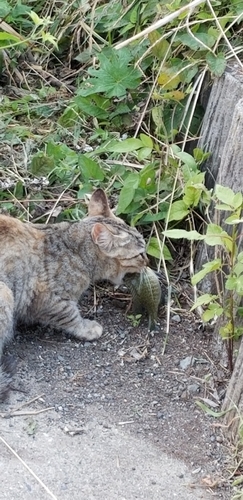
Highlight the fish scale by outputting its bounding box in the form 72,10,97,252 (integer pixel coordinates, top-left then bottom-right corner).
124,267,162,331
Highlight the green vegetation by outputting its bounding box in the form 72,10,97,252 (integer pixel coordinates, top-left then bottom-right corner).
0,0,243,354
164,185,243,372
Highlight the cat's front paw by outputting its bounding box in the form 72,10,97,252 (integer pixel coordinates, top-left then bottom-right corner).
81,319,103,341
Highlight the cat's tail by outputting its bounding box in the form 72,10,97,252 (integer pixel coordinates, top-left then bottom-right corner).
0,356,15,402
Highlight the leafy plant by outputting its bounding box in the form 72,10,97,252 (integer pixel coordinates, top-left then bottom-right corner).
126,313,142,327
164,184,243,372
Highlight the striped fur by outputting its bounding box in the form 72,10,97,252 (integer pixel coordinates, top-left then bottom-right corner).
0,189,147,400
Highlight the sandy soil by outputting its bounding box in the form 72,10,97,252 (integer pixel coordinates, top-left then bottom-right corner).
0,284,231,499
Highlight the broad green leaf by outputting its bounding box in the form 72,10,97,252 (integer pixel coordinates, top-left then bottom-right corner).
233,192,243,209
224,215,243,224
225,276,237,290
205,224,232,251
105,138,143,153
116,173,139,214
30,153,55,175
163,229,204,240
214,185,235,206
148,31,171,60
175,151,198,170
0,32,21,44
139,134,153,149
80,47,141,98
232,262,243,277
183,186,201,208
191,259,221,286
206,52,227,77
193,148,211,163
75,96,109,119
238,252,243,263
175,32,202,50
191,294,219,311
78,155,104,181
219,321,233,339
202,304,223,322
161,90,185,101
140,210,168,223
226,275,243,295
215,204,234,212
137,147,152,161
168,200,190,222
0,0,11,17
139,164,155,189
157,67,181,90
146,237,172,260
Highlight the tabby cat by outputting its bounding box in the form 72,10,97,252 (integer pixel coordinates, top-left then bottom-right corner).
0,188,147,400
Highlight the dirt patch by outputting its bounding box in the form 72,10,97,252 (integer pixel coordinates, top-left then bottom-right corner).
1,285,231,499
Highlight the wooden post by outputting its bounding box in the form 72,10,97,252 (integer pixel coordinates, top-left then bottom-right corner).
197,65,243,432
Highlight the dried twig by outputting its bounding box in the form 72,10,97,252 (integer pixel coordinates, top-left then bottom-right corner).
0,435,58,500
0,407,54,418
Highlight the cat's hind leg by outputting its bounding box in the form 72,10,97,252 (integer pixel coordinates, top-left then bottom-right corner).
0,282,14,401
40,297,103,341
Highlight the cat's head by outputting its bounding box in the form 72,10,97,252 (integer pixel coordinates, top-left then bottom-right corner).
86,189,148,284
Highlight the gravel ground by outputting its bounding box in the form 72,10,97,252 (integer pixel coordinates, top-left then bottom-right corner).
0,284,232,499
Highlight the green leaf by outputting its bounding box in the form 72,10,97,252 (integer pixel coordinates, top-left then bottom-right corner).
158,67,181,90
163,229,204,241
41,31,58,48
214,185,236,207
105,138,143,153
29,10,45,26
137,147,153,161
0,1,11,17
191,259,222,286
146,237,172,260
206,52,227,77
232,262,243,277
0,32,21,44
202,304,223,322
78,155,104,181
191,294,219,311
226,275,243,295
74,95,110,119
219,321,233,339
148,31,171,60
174,150,198,170
139,134,153,148
30,153,55,175
205,224,232,251
168,201,190,222
183,186,201,208
80,47,141,98
116,173,139,214
196,400,229,417
224,214,243,225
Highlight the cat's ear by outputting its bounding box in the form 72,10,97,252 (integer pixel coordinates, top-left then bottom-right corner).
91,222,129,256
88,189,113,218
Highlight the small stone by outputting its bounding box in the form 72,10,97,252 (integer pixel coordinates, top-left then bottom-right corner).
210,435,216,442
157,411,164,419
179,356,195,370
171,314,181,323
216,435,223,443
187,384,200,394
